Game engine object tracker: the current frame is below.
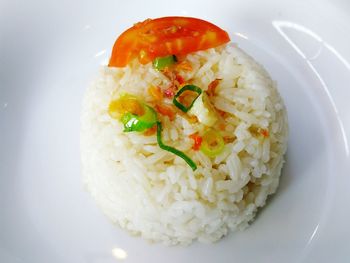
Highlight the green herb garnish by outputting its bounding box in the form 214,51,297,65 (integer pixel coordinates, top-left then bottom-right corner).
173,84,202,113
153,55,177,70
156,121,197,171
121,104,157,132
200,129,225,157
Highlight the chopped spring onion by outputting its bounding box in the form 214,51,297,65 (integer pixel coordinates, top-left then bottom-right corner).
153,55,177,70
200,129,225,157
173,84,202,113
109,93,158,132
121,104,157,132
156,121,197,171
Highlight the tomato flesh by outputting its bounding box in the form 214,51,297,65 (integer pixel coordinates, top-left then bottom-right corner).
109,17,230,67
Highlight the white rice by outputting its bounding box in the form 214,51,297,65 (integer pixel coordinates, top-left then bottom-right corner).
80,43,288,245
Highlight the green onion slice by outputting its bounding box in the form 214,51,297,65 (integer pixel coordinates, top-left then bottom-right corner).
156,121,197,171
153,55,177,71
200,129,225,157
121,104,157,132
173,84,202,113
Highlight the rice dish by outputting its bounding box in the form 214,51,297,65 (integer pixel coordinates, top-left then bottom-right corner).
80,17,288,245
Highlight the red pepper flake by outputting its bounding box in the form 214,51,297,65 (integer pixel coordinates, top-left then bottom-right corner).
259,128,269,138
155,104,176,121
207,79,221,96
175,74,185,85
189,133,202,151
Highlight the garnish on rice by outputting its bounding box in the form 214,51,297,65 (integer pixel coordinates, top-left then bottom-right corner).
155,104,176,121
108,16,230,67
200,129,225,157
148,85,163,101
108,94,157,132
188,93,218,126
106,17,233,170
207,78,221,96
153,55,178,71
189,133,203,151
156,121,197,171
173,84,202,113
108,93,197,170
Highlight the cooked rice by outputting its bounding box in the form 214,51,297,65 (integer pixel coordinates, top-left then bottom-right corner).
80,43,288,245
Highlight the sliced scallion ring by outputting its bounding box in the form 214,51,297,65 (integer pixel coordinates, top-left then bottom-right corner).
121,104,157,132
153,55,177,70
200,129,225,157
173,84,202,113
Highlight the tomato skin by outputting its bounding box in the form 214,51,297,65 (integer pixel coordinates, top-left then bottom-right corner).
109,16,230,67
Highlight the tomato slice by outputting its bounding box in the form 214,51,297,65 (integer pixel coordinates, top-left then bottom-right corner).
108,16,230,67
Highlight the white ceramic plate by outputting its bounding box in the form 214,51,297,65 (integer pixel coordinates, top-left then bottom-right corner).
1,0,350,262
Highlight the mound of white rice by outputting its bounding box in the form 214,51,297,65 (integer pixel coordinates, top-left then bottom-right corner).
80,43,288,245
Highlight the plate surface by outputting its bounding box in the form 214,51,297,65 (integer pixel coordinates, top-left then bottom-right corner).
1,0,350,262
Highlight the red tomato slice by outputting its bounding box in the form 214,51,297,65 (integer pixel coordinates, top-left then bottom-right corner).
108,16,230,67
